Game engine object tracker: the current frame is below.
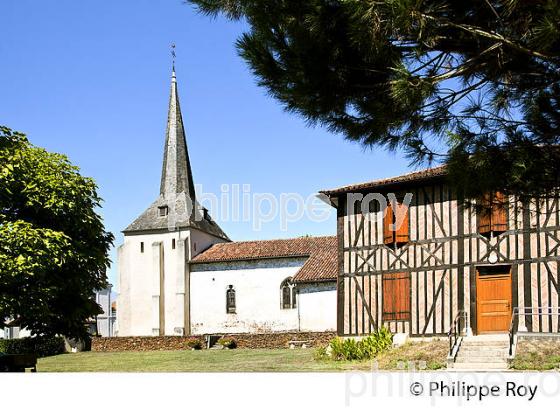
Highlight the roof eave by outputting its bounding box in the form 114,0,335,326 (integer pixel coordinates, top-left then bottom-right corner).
321,173,447,197
293,277,337,284
190,253,311,265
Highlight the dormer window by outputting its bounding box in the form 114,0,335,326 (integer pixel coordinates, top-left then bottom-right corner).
202,208,211,221
158,206,168,217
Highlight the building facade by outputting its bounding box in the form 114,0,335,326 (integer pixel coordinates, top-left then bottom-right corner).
117,69,337,337
93,287,116,337
322,167,560,337
189,236,337,334
0,324,31,340
117,69,230,337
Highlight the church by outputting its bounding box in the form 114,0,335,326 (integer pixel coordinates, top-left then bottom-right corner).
116,69,337,337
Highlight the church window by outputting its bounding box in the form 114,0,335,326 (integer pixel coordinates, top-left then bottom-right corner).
226,285,236,314
280,278,297,309
140,242,144,253
158,206,168,217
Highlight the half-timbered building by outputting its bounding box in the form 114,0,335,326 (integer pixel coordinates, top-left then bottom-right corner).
321,166,560,338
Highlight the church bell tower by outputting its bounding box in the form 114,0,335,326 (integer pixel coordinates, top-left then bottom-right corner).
117,66,229,337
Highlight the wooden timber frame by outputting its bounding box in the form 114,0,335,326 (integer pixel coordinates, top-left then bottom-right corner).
328,178,560,337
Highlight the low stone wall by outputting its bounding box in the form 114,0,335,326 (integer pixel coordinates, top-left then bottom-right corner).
91,336,205,352
92,332,336,352
222,331,336,349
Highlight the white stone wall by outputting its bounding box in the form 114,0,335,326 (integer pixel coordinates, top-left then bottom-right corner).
117,227,226,336
190,258,336,334
298,282,337,332
118,229,337,336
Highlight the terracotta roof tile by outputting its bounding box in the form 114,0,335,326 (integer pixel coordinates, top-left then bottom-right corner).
321,165,447,196
191,236,337,283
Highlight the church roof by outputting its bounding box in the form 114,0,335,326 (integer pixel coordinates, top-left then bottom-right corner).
122,197,229,239
123,69,229,240
159,69,196,201
191,236,337,283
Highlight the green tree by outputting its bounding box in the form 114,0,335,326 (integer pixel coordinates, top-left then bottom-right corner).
188,0,560,198
0,127,114,339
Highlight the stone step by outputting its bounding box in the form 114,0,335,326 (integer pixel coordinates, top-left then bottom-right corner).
458,354,508,359
454,356,508,364
460,346,509,352
449,362,509,370
448,336,511,370
457,347,509,355
461,341,509,347
456,353,509,360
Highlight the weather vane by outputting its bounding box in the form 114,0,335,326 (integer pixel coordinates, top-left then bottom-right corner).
171,43,176,70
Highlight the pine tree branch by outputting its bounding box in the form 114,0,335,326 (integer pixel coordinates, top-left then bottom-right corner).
419,12,558,62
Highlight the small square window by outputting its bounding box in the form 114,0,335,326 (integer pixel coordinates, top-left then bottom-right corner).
140,242,144,253
158,206,168,217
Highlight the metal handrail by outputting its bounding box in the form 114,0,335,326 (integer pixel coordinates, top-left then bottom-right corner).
448,310,468,360
508,307,560,356
508,307,519,356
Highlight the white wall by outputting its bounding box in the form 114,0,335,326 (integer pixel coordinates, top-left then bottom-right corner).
190,258,336,334
119,229,337,337
298,282,337,331
95,287,116,337
118,230,169,336
0,326,31,339
190,258,305,334
117,227,226,337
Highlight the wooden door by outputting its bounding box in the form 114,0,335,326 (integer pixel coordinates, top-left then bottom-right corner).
476,266,512,333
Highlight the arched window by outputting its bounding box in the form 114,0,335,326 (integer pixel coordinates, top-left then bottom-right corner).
280,278,297,309
226,285,236,314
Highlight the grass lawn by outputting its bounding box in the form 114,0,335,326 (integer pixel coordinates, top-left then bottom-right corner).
38,341,449,372
511,339,560,371
38,349,372,372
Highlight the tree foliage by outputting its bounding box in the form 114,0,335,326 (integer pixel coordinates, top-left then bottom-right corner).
188,0,560,198
0,127,114,339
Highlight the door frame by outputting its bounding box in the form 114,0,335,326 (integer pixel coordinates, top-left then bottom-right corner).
473,264,513,335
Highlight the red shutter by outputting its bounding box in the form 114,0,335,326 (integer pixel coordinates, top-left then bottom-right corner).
394,273,411,321
382,272,410,321
382,275,395,320
383,202,394,245
491,191,507,233
478,193,492,235
395,203,409,244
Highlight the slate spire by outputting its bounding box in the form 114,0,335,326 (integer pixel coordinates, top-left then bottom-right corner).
122,67,229,240
160,68,196,203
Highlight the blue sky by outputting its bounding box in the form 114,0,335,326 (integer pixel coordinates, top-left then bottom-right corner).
1,0,412,289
